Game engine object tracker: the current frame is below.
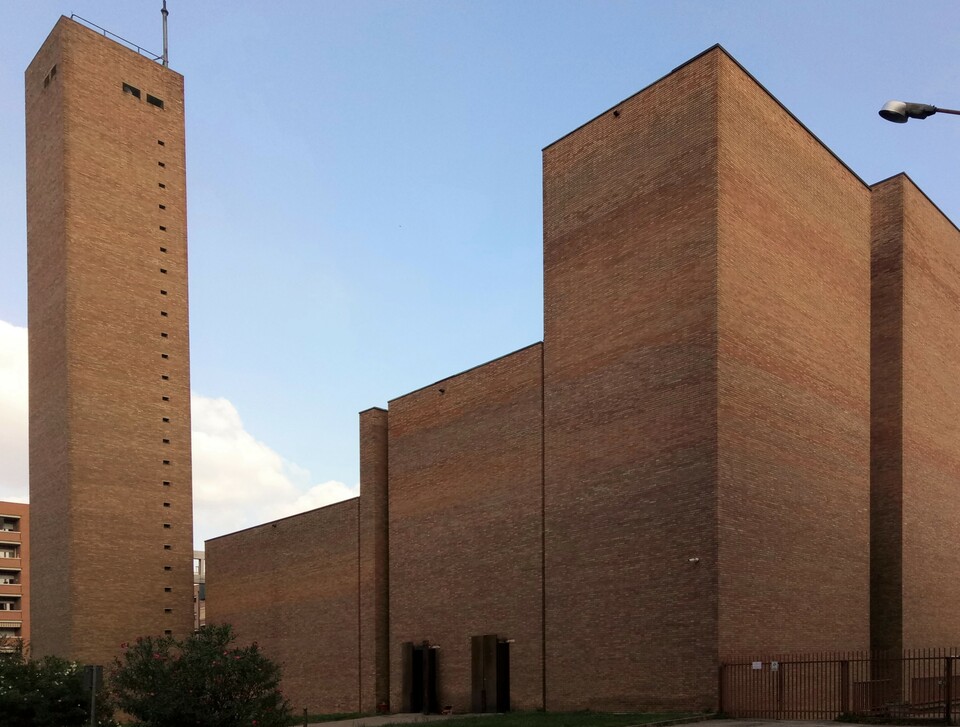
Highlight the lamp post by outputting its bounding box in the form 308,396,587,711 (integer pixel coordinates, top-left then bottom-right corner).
879,100,960,123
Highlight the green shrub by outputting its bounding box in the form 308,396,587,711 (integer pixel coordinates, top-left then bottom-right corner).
0,641,114,727
111,623,289,727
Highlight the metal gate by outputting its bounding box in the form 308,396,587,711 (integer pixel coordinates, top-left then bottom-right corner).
720,649,960,722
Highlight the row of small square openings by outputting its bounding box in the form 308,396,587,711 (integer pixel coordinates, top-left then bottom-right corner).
155,130,176,619
122,82,164,109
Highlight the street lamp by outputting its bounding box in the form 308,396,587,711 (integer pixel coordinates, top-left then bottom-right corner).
879,100,960,123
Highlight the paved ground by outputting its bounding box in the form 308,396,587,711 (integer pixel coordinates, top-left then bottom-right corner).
308,715,489,727
700,722,872,727
309,717,880,727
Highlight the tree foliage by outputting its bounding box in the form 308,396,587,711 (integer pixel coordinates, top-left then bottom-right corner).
111,624,289,727
0,641,113,727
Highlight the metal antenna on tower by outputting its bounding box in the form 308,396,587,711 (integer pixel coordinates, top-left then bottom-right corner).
161,1,169,67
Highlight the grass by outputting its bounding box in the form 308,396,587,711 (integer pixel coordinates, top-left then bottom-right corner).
374,711,699,727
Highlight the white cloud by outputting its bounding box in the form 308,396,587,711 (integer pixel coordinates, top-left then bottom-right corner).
0,318,356,548
191,393,358,547
0,319,28,503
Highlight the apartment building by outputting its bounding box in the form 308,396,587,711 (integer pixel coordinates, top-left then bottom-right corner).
0,502,29,652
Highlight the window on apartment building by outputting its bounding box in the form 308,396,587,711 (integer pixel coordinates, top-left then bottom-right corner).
160,268,167,274
0,518,19,532
163,502,171,508
161,353,169,359
164,608,172,614
160,311,168,317
164,565,172,571
158,161,165,168
162,417,170,423
160,290,167,295
0,574,17,585
157,140,165,146
162,438,170,443
158,183,166,189
162,460,170,465
161,375,169,380
122,82,141,99
160,247,167,253
161,333,168,339
163,545,172,550
162,481,171,486
159,226,166,232
147,94,164,109
164,587,172,592
0,549,17,559
162,396,170,402
163,524,171,529
164,630,172,635
159,204,166,210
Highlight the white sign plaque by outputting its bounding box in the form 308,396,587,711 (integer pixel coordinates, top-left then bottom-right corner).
752,661,762,670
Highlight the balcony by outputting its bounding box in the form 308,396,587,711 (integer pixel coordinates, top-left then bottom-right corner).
0,558,21,569
0,584,21,597
0,533,21,545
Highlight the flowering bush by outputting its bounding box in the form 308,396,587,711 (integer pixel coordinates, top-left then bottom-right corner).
0,640,114,726
111,624,289,727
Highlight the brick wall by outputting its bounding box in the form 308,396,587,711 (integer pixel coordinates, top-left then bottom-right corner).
26,19,72,658
715,52,871,656
871,174,960,649
359,407,389,710
900,178,960,648
206,500,361,714
28,17,194,664
388,344,544,713
870,176,904,651
542,49,721,712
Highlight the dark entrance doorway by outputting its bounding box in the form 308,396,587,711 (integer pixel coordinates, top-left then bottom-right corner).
471,634,511,713
401,641,439,713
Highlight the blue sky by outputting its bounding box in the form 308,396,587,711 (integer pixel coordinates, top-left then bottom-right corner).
2,1,960,545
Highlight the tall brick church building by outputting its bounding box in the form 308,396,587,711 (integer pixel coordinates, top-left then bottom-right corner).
207,46,960,714
23,15,960,718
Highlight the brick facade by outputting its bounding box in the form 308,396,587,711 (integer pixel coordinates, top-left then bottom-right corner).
0,502,29,650
27,17,193,665
200,46,958,714
388,344,544,714
359,407,390,711
542,50,721,711
715,52,871,657
871,174,960,651
207,500,362,714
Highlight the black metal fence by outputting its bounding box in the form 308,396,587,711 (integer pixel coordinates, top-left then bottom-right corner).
720,649,960,721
